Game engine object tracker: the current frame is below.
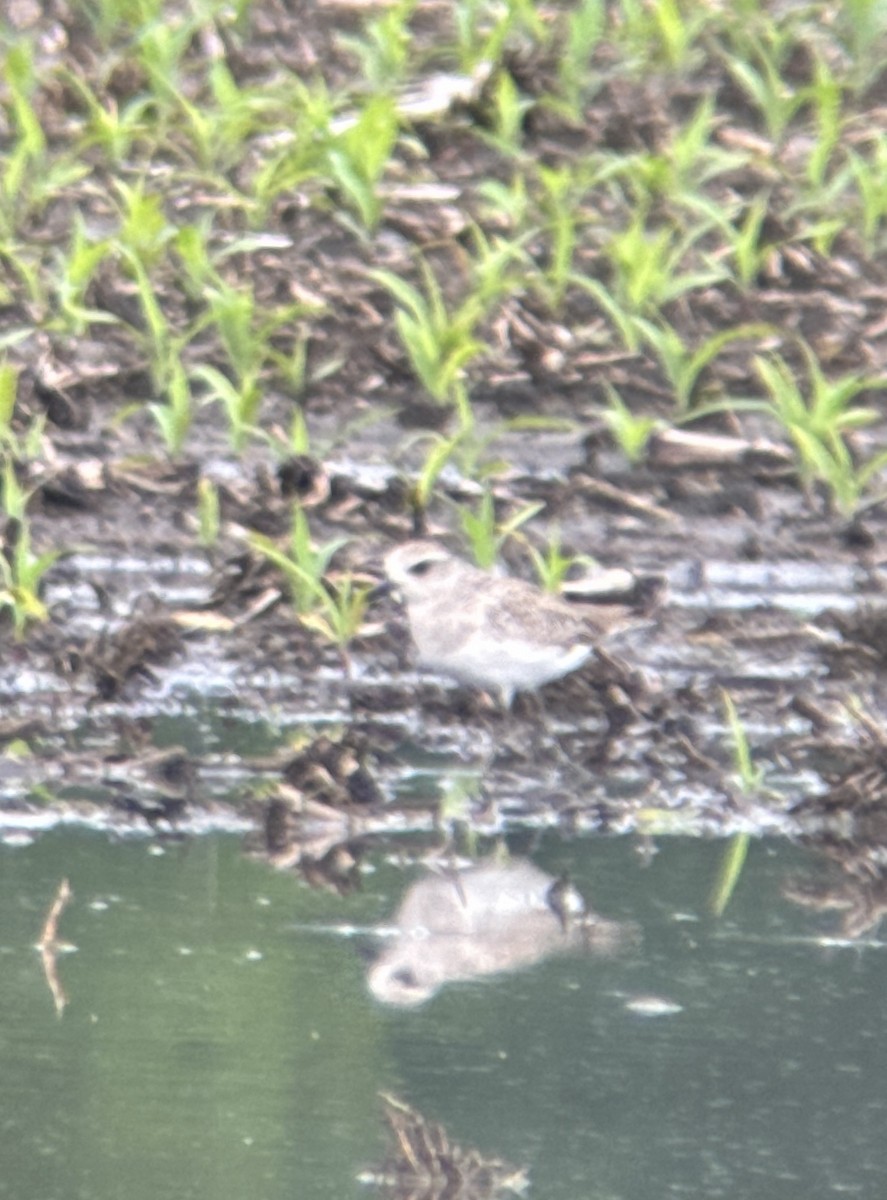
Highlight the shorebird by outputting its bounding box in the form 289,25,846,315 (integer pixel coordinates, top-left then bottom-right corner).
383,540,632,707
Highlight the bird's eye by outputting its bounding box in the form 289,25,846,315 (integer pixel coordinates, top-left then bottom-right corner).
407,560,434,577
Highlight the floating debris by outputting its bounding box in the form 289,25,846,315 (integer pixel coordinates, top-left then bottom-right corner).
365,1093,528,1200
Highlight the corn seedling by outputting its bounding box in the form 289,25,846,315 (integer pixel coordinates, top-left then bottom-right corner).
535,164,581,313
0,463,59,637
325,94,399,232
299,572,371,658
847,135,887,253
477,174,531,230
833,0,887,87
63,70,156,166
249,79,335,219
634,318,772,413
176,61,282,173
250,504,348,617
338,0,417,90
480,69,532,158
0,362,44,461
371,260,486,423
458,488,543,569
622,98,746,210
149,359,194,456
709,833,751,917
0,43,87,240
603,384,660,464
195,281,309,448
709,688,761,914
172,220,219,300
51,214,116,336
725,193,772,288
121,250,185,397
191,363,260,453
555,0,605,120
113,181,176,271
804,54,845,192
751,346,887,514
720,26,806,144
133,10,197,102
523,529,596,594
196,477,220,548
453,0,547,72
616,0,707,71
0,361,19,449
603,211,727,315
410,430,466,515
0,42,45,238
722,689,765,793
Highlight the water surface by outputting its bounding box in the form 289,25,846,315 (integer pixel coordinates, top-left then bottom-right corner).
1,830,884,1200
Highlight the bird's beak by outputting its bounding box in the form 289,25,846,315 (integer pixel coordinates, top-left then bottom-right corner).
369,578,395,602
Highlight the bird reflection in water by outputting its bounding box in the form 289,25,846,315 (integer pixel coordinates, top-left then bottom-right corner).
368,858,631,1006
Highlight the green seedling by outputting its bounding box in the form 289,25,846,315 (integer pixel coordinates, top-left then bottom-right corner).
326,94,399,232
480,68,532,157
633,318,773,412
0,43,87,240
727,193,771,288
710,833,751,917
709,687,761,915
299,572,371,660
847,134,887,253
621,97,747,208
833,0,887,86
63,70,155,165
476,173,531,230
196,477,220,548
250,503,348,617
172,220,219,300
179,60,282,172
603,384,661,463
121,249,183,394
134,11,195,99
463,223,527,311
523,529,596,593
149,358,194,456
555,0,605,120
0,463,59,637
453,0,548,72
191,363,260,453
720,27,806,143
804,54,845,192
371,260,486,421
458,488,543,569
410,431,466,516
742,345,887,513
1,42,46,219
0,361,19,446
79,0,166,43
249,78,335,218
603,210,727,315
0,362,44,460
617,0,708,70
722,689,765,793
51,214,116,335
535,164,581,313
338,0,417,89
114,181,176,271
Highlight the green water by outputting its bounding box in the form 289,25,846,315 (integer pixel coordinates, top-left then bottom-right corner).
1,830,884,1200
